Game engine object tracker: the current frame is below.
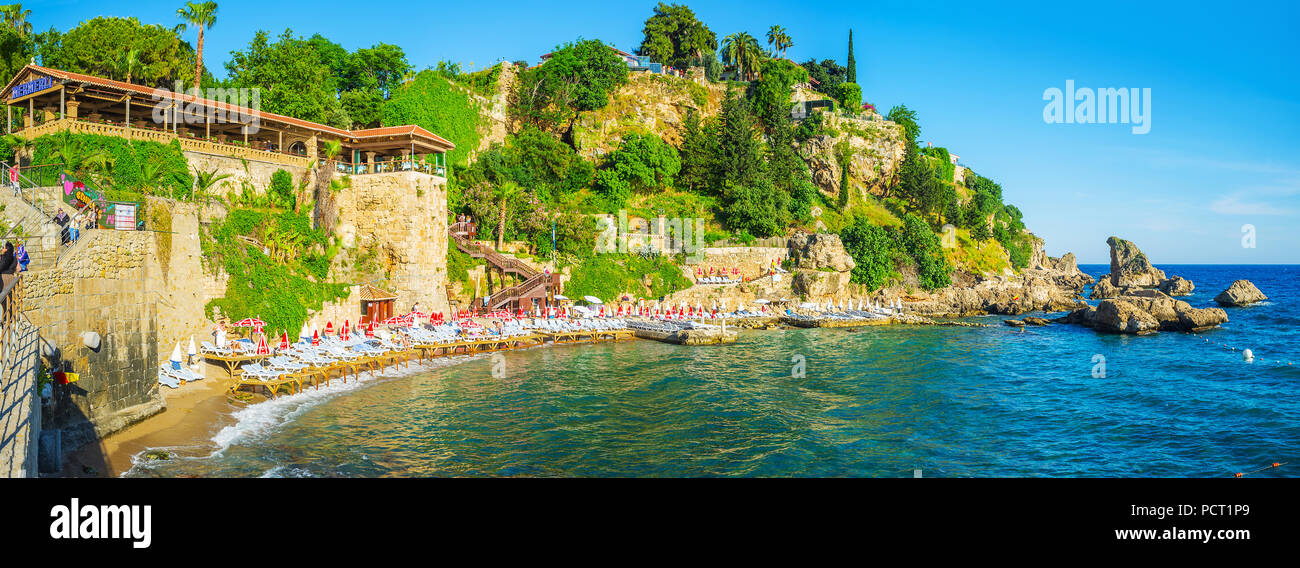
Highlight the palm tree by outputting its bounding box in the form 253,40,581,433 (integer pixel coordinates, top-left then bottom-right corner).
113,49,140,84
176,2,218,90
189,166,231,202
767,26,791,59
0,4,32,38
492,181,522,251
2,134,33,165
722,32,765,81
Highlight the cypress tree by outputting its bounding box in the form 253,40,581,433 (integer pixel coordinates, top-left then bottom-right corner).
846,29,857,84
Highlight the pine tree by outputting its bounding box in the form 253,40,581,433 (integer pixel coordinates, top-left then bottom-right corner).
846,29,856,84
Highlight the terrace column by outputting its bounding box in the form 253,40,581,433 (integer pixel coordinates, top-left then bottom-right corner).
307,134,318,161
125,98,131,139
59,86,64,120
65,100,80,120
5,105,9,134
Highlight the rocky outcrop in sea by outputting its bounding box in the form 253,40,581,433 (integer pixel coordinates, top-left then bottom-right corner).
1214,280,1268,306
1056,289,1228,334
1090,236,1196,298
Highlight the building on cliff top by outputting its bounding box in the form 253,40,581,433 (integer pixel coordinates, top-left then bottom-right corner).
2,64,455,177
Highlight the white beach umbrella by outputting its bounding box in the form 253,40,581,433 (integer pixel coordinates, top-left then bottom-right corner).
300,321,311,339
216,329,226,348
554,294,570,301
584,296,603,304
187,336,197,357
753,299,770,305
169,342,183,363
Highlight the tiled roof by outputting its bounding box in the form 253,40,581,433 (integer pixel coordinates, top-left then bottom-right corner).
359,284,398,302
4,65,454,149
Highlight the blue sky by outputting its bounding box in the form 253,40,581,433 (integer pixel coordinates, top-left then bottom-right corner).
27,0,1300,263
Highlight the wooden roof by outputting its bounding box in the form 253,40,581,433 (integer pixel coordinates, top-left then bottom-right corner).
3,65,455,151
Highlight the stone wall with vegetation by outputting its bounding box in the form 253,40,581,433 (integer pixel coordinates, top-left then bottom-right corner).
572,72,729,160
22,230,165,451
335,171,450,315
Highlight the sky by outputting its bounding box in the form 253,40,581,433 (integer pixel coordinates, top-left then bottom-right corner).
25,0,1300,263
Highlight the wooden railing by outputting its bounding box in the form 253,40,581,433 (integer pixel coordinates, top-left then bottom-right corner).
0,274,24,361
485,272,556,310
450,233,539,279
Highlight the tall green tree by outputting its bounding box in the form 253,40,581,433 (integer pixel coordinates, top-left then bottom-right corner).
0,4,31,37
511,39,628,134
886,104,920,142
46,17,196,86
845,29,856,83
226,29,350,128
636,3,716,68
176,1,217,90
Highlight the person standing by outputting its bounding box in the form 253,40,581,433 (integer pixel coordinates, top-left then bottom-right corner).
0,242,16,290
15,242,29,272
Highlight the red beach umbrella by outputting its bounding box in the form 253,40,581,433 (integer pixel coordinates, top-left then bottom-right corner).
325,321,334,335
312,330,320,346
279,331,289,351
342,319,350,341
255,334,270,356
233,317,266,328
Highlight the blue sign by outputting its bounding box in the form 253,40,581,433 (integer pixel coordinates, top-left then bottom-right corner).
11,76,52,99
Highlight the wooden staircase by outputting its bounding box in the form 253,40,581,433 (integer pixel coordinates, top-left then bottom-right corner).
450,225,556,310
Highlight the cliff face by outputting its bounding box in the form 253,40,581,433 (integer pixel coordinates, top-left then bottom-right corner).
571,73,729,160
797,114,907,201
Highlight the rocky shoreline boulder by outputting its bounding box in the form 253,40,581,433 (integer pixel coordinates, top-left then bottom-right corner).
1214,280,1267,306
1158,275,1195,296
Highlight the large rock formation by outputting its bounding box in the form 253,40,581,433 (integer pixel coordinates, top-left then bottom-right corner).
1092,237,1194,299
1107,236,1166,287
787,232,855,272
1214,280,1268,306
1057,289,1228,334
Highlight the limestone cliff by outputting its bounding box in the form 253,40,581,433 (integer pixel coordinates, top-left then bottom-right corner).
571,73,729,160
797,114,907,202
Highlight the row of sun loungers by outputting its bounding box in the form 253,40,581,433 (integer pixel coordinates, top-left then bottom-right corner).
157,363,205,389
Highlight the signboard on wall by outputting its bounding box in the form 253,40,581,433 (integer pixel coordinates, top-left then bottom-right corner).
10,75,53,100
107,202,138,231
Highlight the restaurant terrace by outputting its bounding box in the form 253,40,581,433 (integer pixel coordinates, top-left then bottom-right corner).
2,64,454,177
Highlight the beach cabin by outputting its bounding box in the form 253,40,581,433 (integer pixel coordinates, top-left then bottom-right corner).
360,285,398,325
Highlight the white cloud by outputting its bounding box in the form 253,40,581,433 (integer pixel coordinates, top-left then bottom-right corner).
1209,194,1297,216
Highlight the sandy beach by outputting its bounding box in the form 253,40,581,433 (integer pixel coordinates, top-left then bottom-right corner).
62,361,241,477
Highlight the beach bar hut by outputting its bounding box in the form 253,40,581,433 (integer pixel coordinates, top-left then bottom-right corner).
360,284,398,325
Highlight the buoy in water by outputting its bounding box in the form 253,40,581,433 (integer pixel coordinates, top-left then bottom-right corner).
1242,348,1254,362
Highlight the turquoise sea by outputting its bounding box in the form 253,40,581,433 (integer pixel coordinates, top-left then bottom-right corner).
126,265,1300,477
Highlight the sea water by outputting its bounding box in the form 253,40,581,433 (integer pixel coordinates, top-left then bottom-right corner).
125,265,1299,477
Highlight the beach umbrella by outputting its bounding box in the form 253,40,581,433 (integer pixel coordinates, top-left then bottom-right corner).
342,320,350,341
187,336,197,357
312,330,320,346
169,342,183,369
325,321,334,335
366,319,376,337
255,334,270,356
584,296,603,304
279,332,290,351
299,322,311,340
233,317,266,328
